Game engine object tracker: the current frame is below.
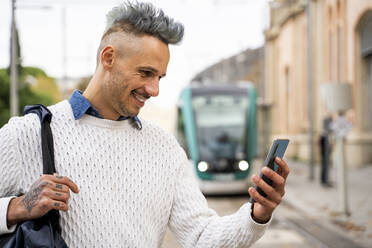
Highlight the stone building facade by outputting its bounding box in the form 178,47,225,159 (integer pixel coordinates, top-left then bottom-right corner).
265,0,372,167
192,47,265,94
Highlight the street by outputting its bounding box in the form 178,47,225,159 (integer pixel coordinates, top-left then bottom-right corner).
140,103,371,248
162,195,365,248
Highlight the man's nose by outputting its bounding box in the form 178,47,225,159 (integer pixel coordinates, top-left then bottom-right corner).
145,78,159,97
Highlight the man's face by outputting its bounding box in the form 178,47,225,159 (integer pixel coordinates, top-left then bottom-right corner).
102,35,170,117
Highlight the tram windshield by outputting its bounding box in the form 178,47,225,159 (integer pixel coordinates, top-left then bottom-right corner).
192,94,249,161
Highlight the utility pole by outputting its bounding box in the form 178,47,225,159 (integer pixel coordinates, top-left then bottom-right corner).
306,0,315,180
10,0,19,116
321,83,353,216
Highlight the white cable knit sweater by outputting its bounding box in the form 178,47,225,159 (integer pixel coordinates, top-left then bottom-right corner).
0,100,269,247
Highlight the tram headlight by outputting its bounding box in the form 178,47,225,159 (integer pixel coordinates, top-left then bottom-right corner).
198,161,209,172
238,160,249,171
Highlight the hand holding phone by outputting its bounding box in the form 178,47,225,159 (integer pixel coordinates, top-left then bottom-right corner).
249,139,289,203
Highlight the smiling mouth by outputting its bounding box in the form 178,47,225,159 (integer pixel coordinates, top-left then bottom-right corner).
132,91,149,104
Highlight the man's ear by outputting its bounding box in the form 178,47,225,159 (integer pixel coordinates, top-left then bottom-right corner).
100,46,115,69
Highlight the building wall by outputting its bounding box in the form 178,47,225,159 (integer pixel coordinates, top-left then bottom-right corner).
347,1,372,166
265,0,372,167
192,47,264,93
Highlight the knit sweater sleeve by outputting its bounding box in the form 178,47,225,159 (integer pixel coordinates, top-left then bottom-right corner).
0,121,22,234
168,148,269,248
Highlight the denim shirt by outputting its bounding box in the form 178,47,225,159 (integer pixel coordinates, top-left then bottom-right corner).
68,90,142,130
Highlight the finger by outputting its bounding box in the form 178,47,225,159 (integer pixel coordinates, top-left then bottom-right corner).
39,177,70,194
43,188,70,203
261,167,286,194
47,174,80,194
50,200,68,212
52,173,79,193
252,174,282,204
54,183,70,193
248,187,277,210
275,157,290,180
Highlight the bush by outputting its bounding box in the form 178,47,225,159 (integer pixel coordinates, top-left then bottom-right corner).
0,68,55,127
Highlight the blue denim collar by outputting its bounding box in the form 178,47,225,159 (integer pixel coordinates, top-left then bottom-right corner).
68,90,142,130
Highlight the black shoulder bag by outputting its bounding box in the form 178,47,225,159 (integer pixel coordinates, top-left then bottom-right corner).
0,104,68,248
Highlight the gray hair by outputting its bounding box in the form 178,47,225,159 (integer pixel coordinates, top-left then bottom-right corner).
104,1,184,45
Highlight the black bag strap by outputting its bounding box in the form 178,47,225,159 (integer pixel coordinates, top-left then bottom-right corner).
23,104,56,175
23,104,63,235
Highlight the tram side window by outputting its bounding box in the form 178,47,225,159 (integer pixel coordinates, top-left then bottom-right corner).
176,108,190,157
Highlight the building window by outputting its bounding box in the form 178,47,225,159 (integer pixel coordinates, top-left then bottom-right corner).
358,11,372,131
360,13,372,57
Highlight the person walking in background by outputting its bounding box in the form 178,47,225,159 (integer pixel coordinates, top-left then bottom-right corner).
0,1,290,247
319,114,333,187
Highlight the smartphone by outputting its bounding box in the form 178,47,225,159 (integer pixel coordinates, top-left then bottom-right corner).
249,139,289,203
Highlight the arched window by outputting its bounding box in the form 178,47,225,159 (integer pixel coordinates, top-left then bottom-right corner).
358,11,372,131
360,13,372,57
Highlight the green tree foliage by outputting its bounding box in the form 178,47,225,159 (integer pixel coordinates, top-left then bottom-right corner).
23,66,62,103
1,26,60,127
0,68,55,127
0,70,10,126
31,75,62,102
22,66,47,77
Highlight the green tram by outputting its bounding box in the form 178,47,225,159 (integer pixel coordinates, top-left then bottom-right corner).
176,83,257,194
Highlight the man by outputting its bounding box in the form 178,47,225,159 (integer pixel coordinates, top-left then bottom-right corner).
319,115,333,187
0,2,289,247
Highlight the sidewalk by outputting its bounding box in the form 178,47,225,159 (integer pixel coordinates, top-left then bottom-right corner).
284,160,372,248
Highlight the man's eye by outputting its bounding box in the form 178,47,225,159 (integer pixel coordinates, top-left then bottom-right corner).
140,70,153,77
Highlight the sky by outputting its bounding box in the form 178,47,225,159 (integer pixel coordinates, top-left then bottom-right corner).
0,0,270,107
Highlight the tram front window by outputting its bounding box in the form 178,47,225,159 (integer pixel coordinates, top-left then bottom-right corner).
192,94,249,171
